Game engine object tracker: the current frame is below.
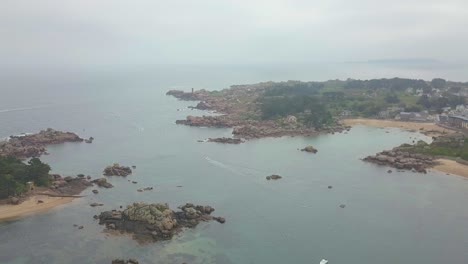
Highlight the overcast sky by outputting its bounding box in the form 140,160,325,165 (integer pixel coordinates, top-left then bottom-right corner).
1,0,468,68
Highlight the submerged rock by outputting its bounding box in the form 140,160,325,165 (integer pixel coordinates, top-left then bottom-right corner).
266,175,282,180
97,202,224,243
112,259,139,264
301,146,318,153
92,178,114,188
207,137,244,144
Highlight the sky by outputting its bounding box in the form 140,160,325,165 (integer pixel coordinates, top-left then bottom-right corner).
1,0,468,69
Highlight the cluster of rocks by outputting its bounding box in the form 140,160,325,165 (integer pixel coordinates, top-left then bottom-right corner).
266,175,282,180
207,137,244,144
50,174,93,195
6,174,93,205
84,137,94,143
97,202,225,243
137,187,153,192
0,128,83,159
364,150,437,173
103,164,132,176
112,259,139,264
92,178,114,188
301,146,318,153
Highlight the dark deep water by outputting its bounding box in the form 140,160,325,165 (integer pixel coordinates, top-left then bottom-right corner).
0,64,467,264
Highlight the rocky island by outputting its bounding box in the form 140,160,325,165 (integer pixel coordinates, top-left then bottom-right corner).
103,164,132,176
301,146,318,153
97,202,225,243
0,128,84,159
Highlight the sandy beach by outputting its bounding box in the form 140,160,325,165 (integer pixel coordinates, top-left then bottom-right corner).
433,159,468,178
0,195,75,222
342,118,453,136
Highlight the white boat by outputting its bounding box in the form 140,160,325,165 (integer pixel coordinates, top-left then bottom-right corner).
320,259,329,264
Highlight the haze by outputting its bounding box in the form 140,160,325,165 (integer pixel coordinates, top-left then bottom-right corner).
1,0,468,69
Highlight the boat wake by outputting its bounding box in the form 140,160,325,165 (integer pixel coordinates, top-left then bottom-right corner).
204,156,241,175
0,105,53,114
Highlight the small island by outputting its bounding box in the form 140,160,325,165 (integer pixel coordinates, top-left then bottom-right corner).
97,202,225,243
103,164,132,176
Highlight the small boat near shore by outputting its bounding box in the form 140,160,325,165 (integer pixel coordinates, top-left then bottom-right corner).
320,259,329,264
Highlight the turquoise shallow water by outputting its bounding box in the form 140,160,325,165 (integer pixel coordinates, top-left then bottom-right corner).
0,67,467,264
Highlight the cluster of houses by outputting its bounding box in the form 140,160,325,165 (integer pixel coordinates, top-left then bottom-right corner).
438,105,468,129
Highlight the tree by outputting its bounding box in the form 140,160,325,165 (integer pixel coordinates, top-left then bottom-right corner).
385,93,400,104
417,95,431,109
0,157,52,198
431,78,446,89
26,158,51,186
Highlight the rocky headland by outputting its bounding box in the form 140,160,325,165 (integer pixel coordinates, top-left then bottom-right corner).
167,85,350,141
97,202,225,243
0,128,84,159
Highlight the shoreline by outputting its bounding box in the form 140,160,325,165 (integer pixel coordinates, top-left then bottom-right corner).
433,159,468,178
0,195,75,222
341,118,453,136
345,119,468,178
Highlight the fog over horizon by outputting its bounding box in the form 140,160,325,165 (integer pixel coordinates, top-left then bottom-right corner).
1,0,468,80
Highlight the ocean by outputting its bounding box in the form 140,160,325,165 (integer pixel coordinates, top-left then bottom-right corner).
0,64,467,264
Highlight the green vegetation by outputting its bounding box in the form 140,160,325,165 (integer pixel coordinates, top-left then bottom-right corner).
259,95,333,128
0,157,51,199
400,136,468,161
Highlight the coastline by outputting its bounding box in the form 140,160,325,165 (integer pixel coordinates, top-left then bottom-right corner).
433,159,468,178
344,119,468,178
0,195,75,222
341,118,453,136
